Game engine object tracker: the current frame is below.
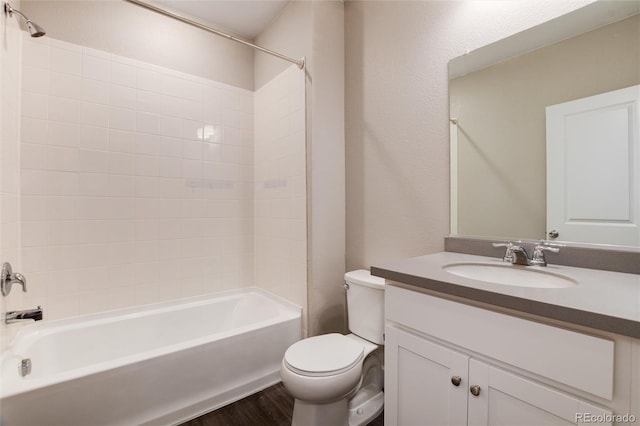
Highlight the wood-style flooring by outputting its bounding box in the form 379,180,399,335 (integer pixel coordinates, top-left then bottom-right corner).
181,383,384,426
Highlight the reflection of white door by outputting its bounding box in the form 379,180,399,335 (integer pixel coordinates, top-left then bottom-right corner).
546,85,639,246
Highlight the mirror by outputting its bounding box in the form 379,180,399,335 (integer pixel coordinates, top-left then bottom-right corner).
449,0,639,247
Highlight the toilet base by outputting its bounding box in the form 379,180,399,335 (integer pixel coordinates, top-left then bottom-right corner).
292,398,349,426
348,386,384,426
290,390,384,426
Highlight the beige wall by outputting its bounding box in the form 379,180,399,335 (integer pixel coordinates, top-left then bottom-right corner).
21,0,255,90
256,0,346,336
254,1,312,91
451,15,639,240
344,0,595,271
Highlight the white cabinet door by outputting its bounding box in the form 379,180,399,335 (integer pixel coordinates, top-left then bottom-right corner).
385,325,469,426
546,85,640,246
467,359,612,426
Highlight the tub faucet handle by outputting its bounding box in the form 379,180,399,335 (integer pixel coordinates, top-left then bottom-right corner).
1,262,27,296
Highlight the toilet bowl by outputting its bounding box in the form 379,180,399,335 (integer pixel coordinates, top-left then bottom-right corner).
280,270,385,426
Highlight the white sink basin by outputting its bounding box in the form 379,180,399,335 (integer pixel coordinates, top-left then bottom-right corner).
443,262,577,289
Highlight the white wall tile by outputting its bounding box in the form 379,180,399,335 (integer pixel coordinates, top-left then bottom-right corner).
80,102,109,128
136,90,162,116
109,107,136,131
80,125,109,151
179,79,204,103
108,175,135,197
109,129,135,153
46,146,79,172
109,152,135,175
49,96,80,123
46,196,78,221
137,69,164,93
136,112,160,135
82,54,110,82
135,133,159,156
182,140,202,160
21,91,48,120
21,195,47,221
22,221,49,247
181,99,203,121
23,65,50,94
50,47,82,76
111,62,137,88
21,143,47,170
106,221,135,243
182,160,202,179
134,220,158,241
159,116,182,137
82,79,109,105
110,84,136,110
135,155,158,176
79,173,109,198
159,157,182,178
46,171,78,196
78,150,109,173
21,118,48,144
50,72,82,99
204,143,223,162
22,39,50,69
157,136,182,158
181,119,202,141
134,177,159,199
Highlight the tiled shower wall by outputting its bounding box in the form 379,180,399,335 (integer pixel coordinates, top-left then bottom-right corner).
18,36,256,319
254,66,307,317
1,1,24,348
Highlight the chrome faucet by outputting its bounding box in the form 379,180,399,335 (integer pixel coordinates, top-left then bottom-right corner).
492,242,560,267
5,306,43,324
511,245,531,266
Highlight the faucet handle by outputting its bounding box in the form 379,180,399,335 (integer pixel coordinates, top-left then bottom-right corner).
531,243,560,266
1,262,27,296
492,242,515,262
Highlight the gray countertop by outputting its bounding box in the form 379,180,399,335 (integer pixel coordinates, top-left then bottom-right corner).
371,252,640,339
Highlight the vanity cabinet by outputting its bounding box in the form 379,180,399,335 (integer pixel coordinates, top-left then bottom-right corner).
386,326,612,426
385,285,619,426
385,326,468,425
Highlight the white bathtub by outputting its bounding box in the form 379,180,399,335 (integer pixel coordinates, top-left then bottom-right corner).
0,288,301,425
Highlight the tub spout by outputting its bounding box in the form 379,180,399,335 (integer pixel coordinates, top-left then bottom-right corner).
5,306,43,324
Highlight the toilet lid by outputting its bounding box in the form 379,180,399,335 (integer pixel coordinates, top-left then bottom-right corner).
284,333,364,377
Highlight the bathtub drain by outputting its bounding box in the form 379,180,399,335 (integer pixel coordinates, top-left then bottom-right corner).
20,358,31,377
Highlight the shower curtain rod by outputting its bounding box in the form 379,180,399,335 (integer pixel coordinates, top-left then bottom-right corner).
124,0,305,69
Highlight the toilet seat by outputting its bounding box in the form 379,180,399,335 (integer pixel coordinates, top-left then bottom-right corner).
283,333,364,377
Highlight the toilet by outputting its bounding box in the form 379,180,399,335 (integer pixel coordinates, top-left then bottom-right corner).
280,270,385,426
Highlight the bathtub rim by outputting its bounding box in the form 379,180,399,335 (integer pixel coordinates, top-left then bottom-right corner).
1,287,302,399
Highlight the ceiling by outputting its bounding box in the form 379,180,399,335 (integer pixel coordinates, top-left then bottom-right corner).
152,0,290,39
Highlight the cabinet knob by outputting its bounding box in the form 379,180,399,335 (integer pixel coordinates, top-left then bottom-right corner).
451,376,462,386
470,385,481,397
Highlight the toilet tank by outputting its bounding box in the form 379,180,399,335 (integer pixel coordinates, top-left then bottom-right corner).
345,270,386,345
